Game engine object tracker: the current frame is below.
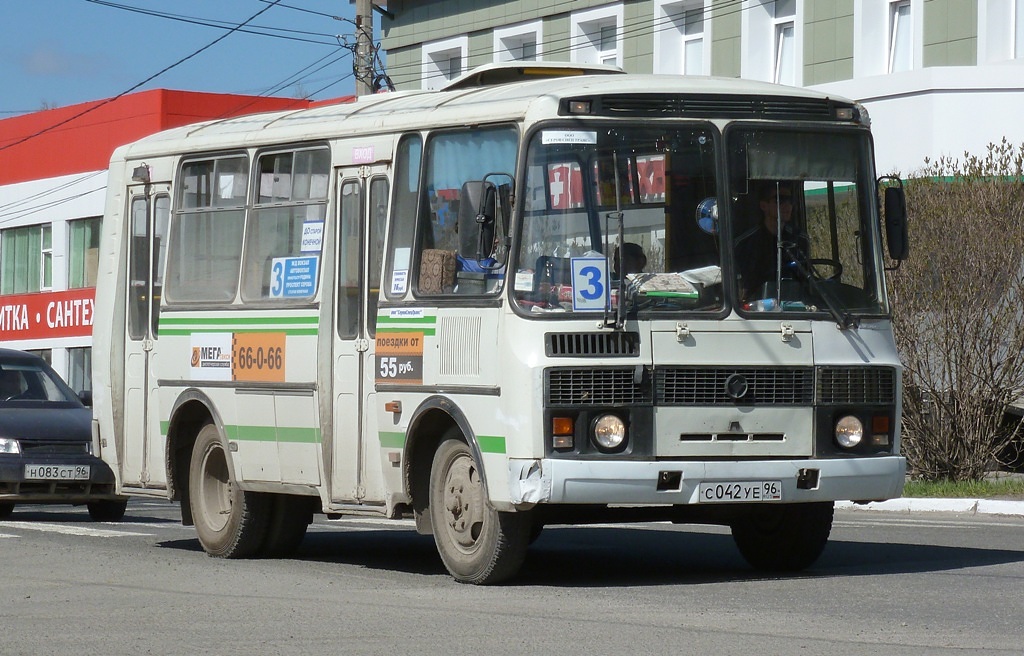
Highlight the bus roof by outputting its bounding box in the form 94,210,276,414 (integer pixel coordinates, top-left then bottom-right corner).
111,68,857,162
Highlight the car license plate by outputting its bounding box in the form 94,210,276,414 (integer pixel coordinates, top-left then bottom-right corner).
698,480,782,503
24,464,91,481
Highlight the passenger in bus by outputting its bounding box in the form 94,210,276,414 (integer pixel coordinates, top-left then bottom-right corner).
734,181,807,300
612,242,647,278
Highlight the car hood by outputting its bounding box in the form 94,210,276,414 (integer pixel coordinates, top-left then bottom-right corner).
0,405,92,443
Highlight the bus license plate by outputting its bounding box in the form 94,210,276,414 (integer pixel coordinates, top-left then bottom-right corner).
698,480,782,503
24,464,91,481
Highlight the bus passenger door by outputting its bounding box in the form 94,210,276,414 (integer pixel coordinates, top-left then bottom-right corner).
331,168,389,503
122,185,170,487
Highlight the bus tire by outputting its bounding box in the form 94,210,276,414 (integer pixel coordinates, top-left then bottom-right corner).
87,499,128,522
429,435,529,584
259,494,313,558
0,503,13,519
189,424,270,558
730,501,834,572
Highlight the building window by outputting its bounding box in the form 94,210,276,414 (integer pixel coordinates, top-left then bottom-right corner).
571,4,624,67
655,1,706,75
422,36,468,90
68,217,101,289
888,0,912,72
68,347,91,393
1016,0,1024,59
773,0,796,85
495,20,542,62
1,224,52,295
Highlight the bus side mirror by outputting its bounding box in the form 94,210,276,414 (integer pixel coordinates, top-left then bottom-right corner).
880,179,909,261
458,181,496,261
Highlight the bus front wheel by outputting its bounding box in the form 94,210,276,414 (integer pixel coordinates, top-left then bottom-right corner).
428,435,529,584
730,501,834,572
189,424,269,558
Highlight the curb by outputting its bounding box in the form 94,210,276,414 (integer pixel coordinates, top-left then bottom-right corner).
837,498,1024,517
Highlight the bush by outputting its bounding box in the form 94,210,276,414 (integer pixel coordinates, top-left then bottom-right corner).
891,139,1024,480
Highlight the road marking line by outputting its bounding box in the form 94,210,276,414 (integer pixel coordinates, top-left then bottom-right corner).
2,521,152,537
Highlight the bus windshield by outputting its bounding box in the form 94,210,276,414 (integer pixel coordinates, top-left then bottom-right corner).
511,123,888,320
513,124,722,314
728,127,888,320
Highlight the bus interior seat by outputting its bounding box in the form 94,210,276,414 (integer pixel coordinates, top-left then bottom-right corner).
419,248,456,294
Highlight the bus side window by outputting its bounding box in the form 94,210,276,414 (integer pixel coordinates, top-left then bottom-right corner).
413,126,517,296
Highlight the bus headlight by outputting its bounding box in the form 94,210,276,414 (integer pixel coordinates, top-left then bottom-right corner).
592,414,626,451
0,437,21,454
835,415,864,449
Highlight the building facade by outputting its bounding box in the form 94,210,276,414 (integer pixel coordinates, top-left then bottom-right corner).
378,0,1024,175
0,91,313,390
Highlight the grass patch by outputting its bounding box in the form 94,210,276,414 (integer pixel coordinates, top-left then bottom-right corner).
903,477,1024,499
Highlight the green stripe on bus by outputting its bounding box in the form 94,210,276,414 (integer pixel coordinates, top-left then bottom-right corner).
160,316,318,326
159,328,319,336
478,435,506,454
375,327,436,336
379,431,405,448
376,315,437,325
158,315,318,336
277,427,322,444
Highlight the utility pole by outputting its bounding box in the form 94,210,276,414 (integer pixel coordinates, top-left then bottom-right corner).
354,0,374,96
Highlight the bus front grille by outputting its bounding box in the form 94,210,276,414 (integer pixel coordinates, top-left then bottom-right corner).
544,366,896,408
817,366,897,404
656,366,814,405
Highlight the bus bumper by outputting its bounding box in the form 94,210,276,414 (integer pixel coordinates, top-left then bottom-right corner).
508,456,906,506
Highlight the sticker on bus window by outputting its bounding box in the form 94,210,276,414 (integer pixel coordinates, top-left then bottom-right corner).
300,222,324,252
269,255,319,298
391,247,410,295
570,257,609,312
542,130,598,145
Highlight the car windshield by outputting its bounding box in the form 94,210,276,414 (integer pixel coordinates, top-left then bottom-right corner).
513,124,722,315
0,361,79,404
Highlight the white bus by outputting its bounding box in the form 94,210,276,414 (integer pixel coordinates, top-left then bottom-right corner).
93,63,909,584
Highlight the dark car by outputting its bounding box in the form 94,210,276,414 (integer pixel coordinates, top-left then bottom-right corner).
0,348,127,521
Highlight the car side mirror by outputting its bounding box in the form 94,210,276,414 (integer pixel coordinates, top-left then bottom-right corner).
78,390,93,407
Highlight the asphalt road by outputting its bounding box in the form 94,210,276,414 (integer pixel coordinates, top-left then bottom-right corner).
2,499,1023,655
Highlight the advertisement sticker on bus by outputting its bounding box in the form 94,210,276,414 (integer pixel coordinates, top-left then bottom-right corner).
190,333,233,381
376,332,424,384
232,332,286,382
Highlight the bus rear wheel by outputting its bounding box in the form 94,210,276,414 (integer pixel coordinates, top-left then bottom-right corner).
259,493,313,557
730,501,834,572
429,435,529,584
87,499,127,522
189,424,269,558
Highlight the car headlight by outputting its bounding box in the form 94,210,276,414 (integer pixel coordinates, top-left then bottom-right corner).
592,414,627,451
835,415,864,449
0,437,21,455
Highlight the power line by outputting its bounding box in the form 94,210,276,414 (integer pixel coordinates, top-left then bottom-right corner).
83,0,343,46
0,0,285,155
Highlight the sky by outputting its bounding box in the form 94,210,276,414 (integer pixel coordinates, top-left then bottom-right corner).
1,0,371,116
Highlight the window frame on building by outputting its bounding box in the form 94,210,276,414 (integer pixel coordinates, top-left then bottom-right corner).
772,0,797,85
494,20,543,63
1,223,53,295
888,0,913,73
67,216,102,289
654,0,709,76
422,35,468,90
570,3,625,68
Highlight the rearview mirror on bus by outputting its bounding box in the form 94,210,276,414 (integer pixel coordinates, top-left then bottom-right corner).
881,181,908,261
458,175,513,265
